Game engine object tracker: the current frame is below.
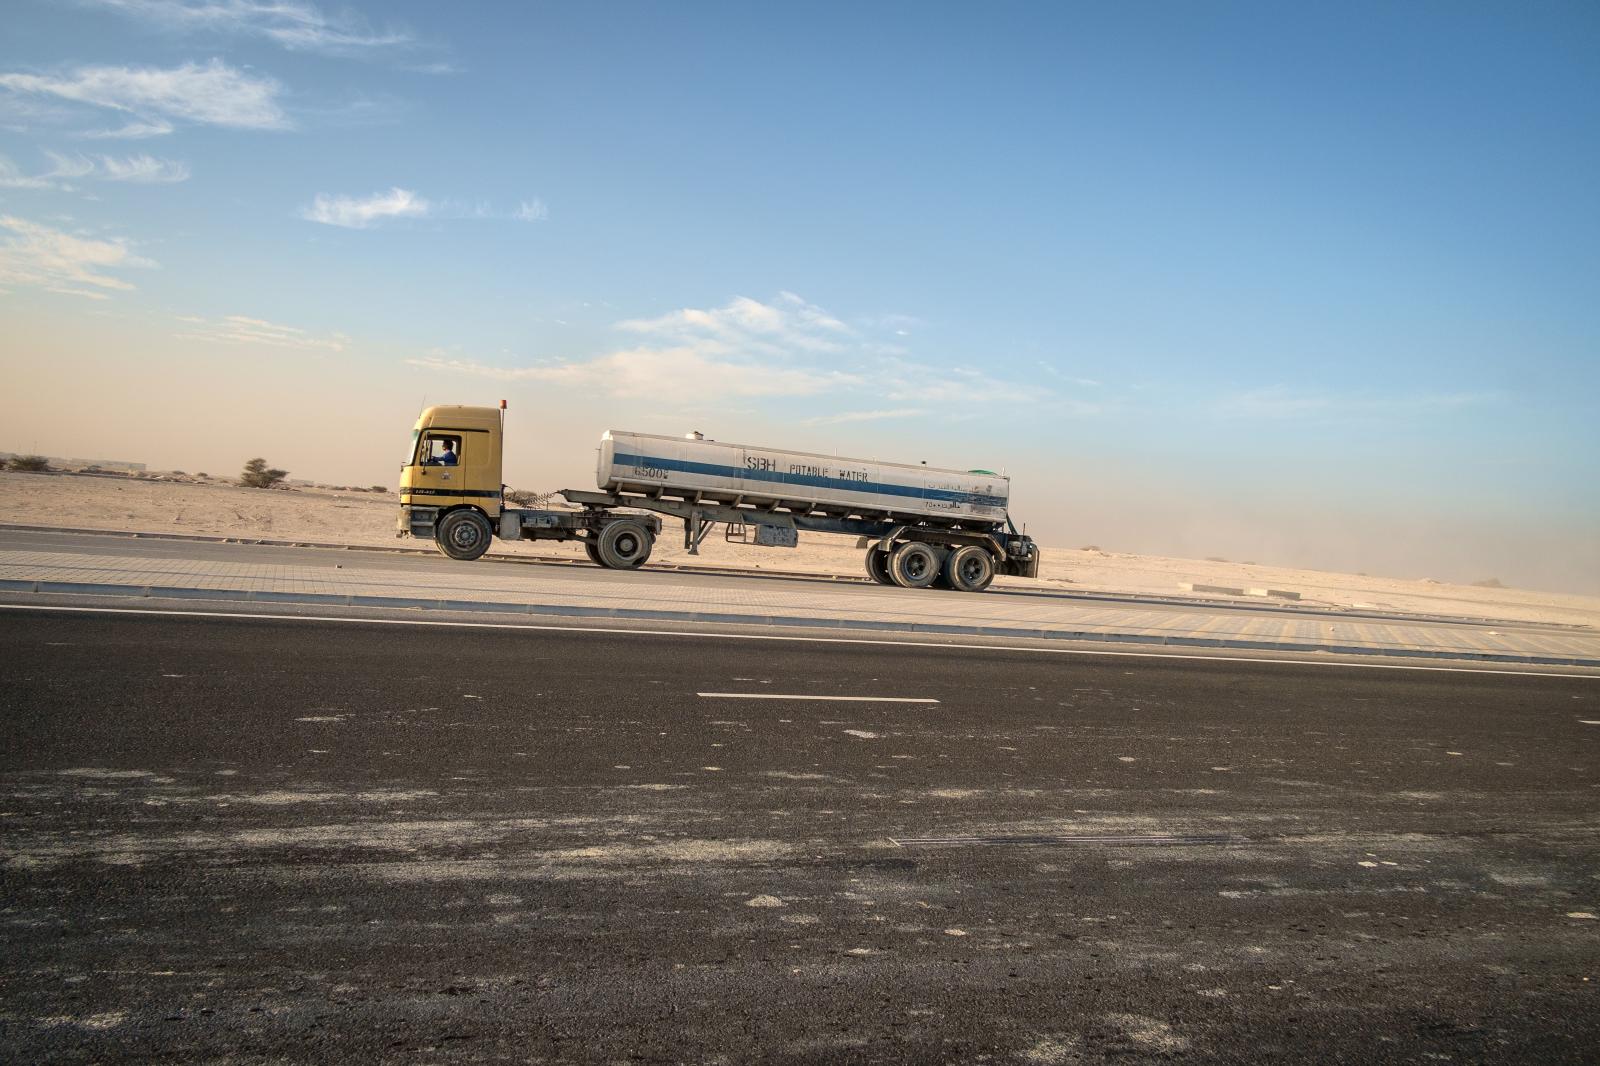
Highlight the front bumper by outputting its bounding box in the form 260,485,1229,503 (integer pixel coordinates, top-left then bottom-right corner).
398,504,439,539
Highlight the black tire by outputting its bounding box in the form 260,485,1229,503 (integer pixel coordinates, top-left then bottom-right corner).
583,539,603,566
435,509,492,561
597,520,653,569
865,548,895,585
888,541,940,589
945,544,996,593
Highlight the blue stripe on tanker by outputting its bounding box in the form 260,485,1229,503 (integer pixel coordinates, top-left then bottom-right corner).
609,451,1007,509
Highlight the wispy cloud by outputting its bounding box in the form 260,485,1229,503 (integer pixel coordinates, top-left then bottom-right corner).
876,358,1048,406
803,408,931,426
176,312,348,351
77,119,175,139
409,348,858,403
39,152,96,181
1216,385,1497,420
93,153,190,182
618,292,854,359
84,0,413,55
0,151,190,189
0,155,59,189
301,187,428,228
301,188,551,228
0,59,288,131
409,292,1051,411
0,214,155,297
1036,361,1101,388
414,292,868,402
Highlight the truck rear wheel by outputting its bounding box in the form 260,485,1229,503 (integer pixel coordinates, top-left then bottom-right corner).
888,542,940,589
945,544,996,593
583,539,603,566
865,548,895,585
597,520,653,569
435,509,492,561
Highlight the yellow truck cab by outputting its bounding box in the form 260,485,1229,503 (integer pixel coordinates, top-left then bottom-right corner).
398,404,504,559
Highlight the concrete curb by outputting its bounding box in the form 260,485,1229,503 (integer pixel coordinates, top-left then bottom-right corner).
3,577,1596,669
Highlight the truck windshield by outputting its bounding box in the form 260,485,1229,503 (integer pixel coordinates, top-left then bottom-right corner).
404,429,419,465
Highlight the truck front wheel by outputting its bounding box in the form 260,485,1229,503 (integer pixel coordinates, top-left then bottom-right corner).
597,520,653,569
435,509,492,561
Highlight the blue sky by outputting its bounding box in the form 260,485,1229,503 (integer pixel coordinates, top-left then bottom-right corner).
2,1,1597,589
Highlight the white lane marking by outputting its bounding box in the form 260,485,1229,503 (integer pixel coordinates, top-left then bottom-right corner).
3,604,1598,680
1580,720,1600,725
697,692,938,703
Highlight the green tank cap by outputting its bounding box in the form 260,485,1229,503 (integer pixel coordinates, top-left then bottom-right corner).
967,469,997,475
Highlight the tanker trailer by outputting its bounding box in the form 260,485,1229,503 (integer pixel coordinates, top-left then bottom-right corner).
398,405,1038,592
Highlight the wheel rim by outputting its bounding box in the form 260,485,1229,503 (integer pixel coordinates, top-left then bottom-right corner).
616,533,638,558
959,556,985,583
450,522,481,550
896,546,935,583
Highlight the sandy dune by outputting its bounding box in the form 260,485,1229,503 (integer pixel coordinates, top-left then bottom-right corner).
2,470,1596,628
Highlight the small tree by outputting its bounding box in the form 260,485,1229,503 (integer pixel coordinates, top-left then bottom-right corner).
8,455,50,472
239,457,288,489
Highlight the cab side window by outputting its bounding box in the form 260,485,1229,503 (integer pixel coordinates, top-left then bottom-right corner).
422,434,463,466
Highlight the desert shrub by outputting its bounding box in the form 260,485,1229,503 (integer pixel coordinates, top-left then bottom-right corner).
8,455,50,472
369,485,388,493
1471,577,1505,589
239,457,288,489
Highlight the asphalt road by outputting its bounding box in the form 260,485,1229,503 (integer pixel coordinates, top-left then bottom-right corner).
2,607,1597,1063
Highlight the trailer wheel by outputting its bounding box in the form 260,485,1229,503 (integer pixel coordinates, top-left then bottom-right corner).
435,509,492,561
888,542,940,589
597,520,653,569
865,548,895,585
945,544,996,593
582,539,603,566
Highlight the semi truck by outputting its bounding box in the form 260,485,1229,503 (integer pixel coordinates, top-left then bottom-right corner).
397,403,1039,592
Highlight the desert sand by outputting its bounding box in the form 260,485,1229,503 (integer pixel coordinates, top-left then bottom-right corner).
2,470,1596,628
